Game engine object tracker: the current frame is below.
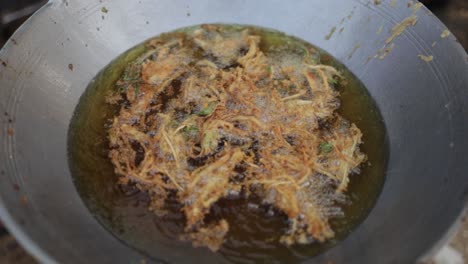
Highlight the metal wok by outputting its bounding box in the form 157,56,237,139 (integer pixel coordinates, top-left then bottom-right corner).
0,0,467,263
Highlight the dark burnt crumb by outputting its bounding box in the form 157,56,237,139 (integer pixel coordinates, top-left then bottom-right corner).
13,184,20,191
1,60,7,67
11,39,18,45
68,64,74,71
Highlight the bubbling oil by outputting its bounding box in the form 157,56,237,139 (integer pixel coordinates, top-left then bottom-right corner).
68,24,388,264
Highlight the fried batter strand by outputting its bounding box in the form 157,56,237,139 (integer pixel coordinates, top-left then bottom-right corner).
108,25,366,251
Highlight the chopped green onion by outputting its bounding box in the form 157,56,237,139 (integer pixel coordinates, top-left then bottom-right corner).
134,85,140,99
117,63,142,95
328,77,338,85
183,125,199,138
319,142,333,153
197,101,217,116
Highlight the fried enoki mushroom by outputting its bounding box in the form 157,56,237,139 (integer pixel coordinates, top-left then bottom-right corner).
107,25,366,251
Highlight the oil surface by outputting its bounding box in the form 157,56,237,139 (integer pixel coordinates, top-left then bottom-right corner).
68,25,388,264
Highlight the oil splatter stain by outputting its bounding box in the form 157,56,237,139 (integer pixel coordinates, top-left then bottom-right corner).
411,2,423,13
374,3,421,61
376,25,383,35
347,8,355,20
325,26,337,40
347,43,361,60
440,29,450,38
376,43,395,60
418,54,433,62
385,15,418,45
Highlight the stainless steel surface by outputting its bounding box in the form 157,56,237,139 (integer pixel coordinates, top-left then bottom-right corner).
0,0,467,263
0,1,48,25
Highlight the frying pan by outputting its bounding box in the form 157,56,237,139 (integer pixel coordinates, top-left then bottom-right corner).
0,0,467,263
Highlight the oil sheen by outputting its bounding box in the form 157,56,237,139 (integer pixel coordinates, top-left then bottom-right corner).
68,25,388,264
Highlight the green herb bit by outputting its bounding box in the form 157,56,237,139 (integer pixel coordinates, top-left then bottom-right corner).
183,125,199,138
276,83,297,96
117,63,142,96
197,101,217,116
201,130,219,153
319,142,334,154
303,48,321,64
122,63,141,81
328,77,339,85
133,85,140,99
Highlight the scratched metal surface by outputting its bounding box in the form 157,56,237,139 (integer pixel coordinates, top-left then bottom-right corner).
0,0,467,263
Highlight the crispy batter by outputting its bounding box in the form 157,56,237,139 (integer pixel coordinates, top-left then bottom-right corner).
108,25,366,251
181,219,229,252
